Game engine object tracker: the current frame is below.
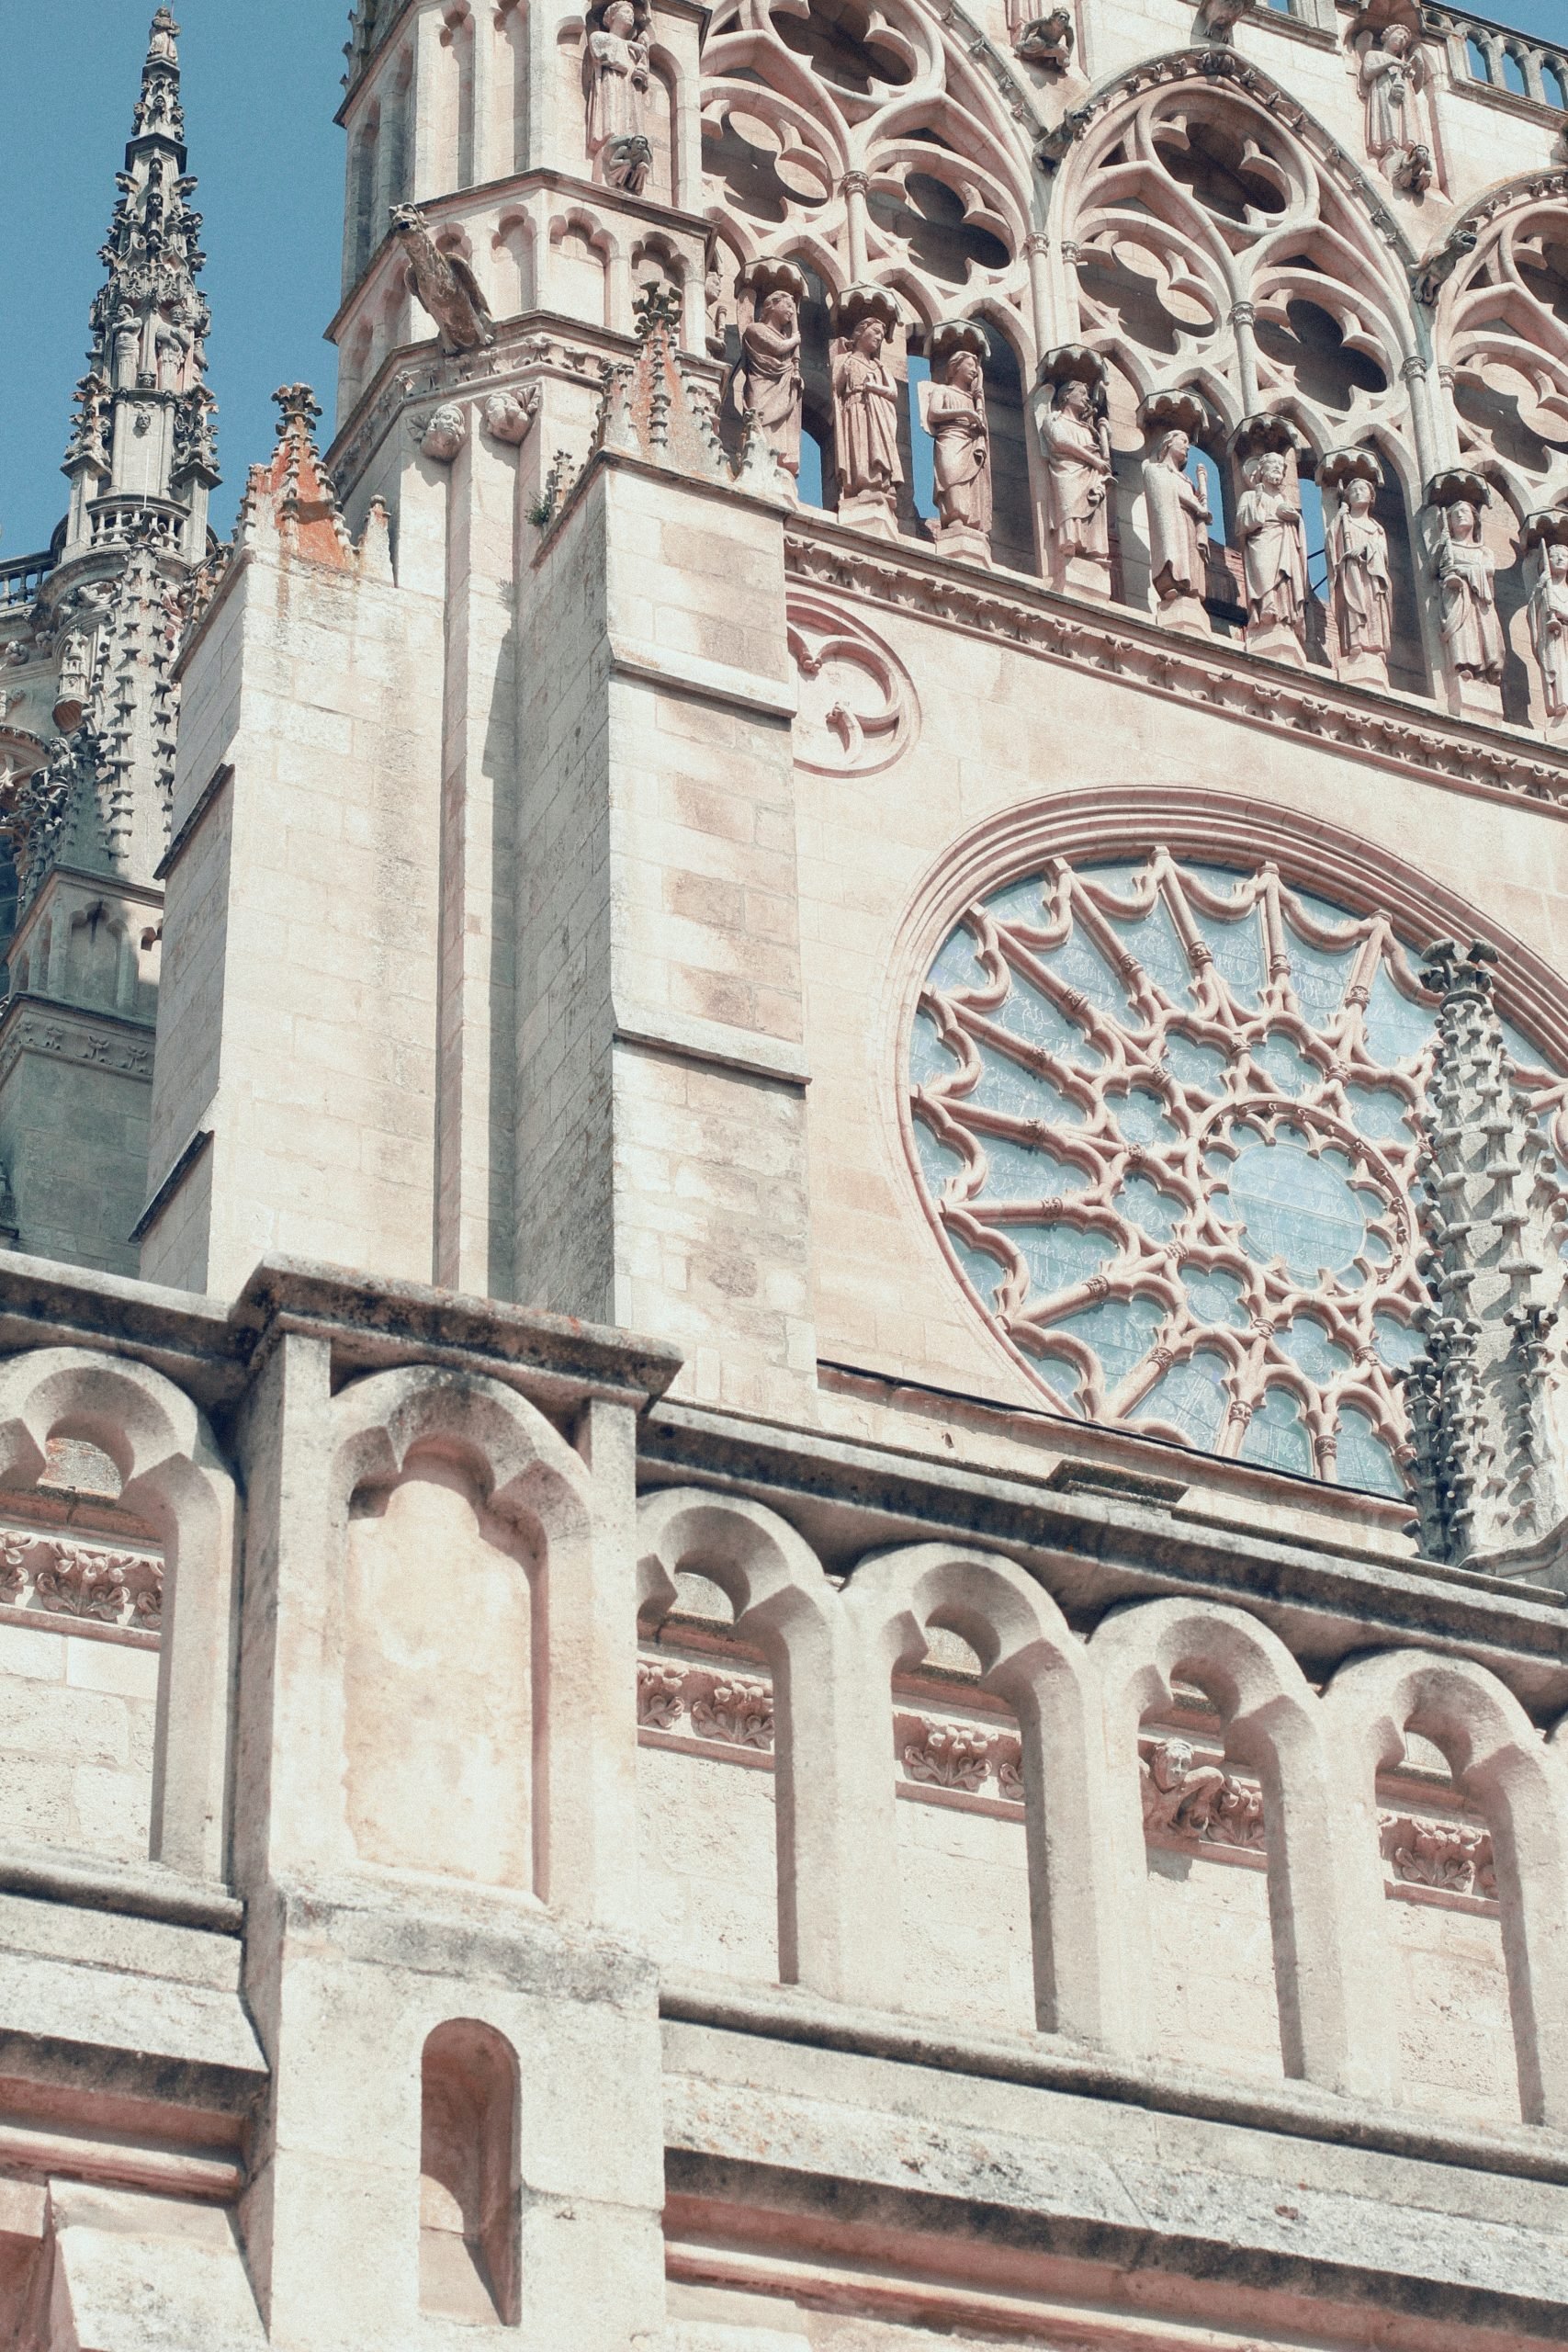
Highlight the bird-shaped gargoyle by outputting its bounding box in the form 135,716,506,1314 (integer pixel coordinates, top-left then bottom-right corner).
389,205,496,356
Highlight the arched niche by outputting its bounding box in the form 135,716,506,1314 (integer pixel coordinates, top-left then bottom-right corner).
1090,1599,1357,2089
330,1367,594,1902
420,2019,521,2325
497,0,528,176
844,1544,1118,2043
0,1348,239,1883
1325,1650,1568,2127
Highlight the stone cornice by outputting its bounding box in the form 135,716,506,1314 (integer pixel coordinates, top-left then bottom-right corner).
0,995,155,1094
783,515,1568,818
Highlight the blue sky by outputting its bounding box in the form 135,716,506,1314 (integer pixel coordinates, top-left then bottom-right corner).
0,2,347,557
0,0,1562,556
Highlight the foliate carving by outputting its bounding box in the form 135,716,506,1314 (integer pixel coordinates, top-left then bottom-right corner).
636,1659,686,1729
787,595,919,776
903,1720,997,1791
689,1676,775,1748
1380,1809,1496,1899
0,1532,164,1634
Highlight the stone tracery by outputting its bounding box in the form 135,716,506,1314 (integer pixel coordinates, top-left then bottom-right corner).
908,850,1568,1492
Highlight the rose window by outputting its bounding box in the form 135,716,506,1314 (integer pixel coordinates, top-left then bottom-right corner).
908,854,1568,1497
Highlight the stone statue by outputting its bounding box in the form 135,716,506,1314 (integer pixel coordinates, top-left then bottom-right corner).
831,312,903,526
585,0,651,193
1042,376,1113,587
1235,450,1309,655
1142,427,1211,621
153,311,191,393
705,258,734,361
389,205,495,354
1529,537,1568,729
731,287,804,483
1435,501,1505,686
919,348,991,560
1326,475,1393,680
1359,26,1426,170
112,308,143,391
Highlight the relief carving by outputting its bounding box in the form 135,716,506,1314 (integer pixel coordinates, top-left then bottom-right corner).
688,1674,774,1749
0,1531,164,1634
1380,1809,1496,1899
902,1719,997,1791
1139,1737,1267,1849
636,1658,686,1730
787,594,919,775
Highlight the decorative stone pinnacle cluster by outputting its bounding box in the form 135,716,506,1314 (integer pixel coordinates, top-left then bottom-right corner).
1405,939,1568,1575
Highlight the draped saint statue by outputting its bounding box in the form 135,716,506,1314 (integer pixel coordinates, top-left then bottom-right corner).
1529,538,1568,723
1359,26,1425,164
921,349,991,541
731,288,804,480
585,1,650,176
1435,502,1506,683
1042,377,1112,572
832,315,903,508
1235,452,1309,642
1327,478,1393,666
1142,428,1211,607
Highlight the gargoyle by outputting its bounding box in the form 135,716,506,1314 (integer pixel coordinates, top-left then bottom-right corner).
389,205,496,356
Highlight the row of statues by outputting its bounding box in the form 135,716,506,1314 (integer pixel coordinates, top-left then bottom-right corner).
721,277,1568,731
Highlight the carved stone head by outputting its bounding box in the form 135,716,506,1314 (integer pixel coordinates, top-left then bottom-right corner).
852,316,886,357
1150,1738,1192,1791
1448,499,1478,542
1382,24,1412,55
1344,476,1375,515
1057,377,1091,417
946,348,983,393
760,288,798,334
1159,427,1190,468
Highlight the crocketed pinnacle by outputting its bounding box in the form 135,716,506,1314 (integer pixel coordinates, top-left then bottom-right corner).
1405,939,1568,1573
63,7,217,502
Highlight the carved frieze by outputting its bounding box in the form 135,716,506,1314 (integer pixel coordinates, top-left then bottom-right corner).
787,594,919,776
0,1529,163,1637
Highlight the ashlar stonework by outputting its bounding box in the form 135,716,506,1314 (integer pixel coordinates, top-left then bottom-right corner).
3,0,1568,2345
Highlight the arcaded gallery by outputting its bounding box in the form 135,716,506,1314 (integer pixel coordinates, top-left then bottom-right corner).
0,0,1566,2339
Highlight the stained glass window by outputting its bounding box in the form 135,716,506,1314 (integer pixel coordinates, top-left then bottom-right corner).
908,853,1568,1494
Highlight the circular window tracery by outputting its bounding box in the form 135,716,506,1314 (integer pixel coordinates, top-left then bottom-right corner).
908,852,1568,1498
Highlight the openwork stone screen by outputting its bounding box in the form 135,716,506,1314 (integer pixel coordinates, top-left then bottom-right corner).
909,853,1568,1496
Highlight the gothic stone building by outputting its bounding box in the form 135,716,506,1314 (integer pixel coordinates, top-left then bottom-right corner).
4,0,1568,2343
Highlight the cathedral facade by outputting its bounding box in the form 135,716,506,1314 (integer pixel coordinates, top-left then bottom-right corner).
0,0,1567,2342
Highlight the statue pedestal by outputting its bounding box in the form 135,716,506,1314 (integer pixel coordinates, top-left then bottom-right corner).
1055,551,1113,602
927,519,992,569
1245,618,1309,669
1444,672,1505,724
838,490,900,541
1335,648,1391,690
1155,593,1213,638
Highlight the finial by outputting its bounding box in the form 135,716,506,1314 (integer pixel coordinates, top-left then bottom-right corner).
148,6,180,56
273,385,322,437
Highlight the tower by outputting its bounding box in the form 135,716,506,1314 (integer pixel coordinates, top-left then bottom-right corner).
7,0,1568,2347
0,6,215,1273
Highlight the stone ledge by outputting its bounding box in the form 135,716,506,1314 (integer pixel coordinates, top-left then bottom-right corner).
615,1001,810,1088
639,1401,1568,1704
784,516,1568,817
663,1973,1568,2191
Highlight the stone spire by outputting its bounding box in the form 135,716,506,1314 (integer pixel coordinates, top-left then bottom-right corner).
1404,940,1568,1577
60,6,218,566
